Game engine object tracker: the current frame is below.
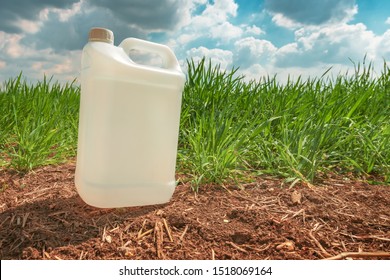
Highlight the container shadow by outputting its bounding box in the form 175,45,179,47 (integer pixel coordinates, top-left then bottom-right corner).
0,193,167,259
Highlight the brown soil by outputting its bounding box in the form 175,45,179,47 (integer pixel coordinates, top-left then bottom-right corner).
1,163,389,260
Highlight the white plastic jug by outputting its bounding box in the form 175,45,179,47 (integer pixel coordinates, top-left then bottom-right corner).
75,27,185,208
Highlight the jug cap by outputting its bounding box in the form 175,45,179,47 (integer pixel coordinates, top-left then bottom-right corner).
88,27,114,44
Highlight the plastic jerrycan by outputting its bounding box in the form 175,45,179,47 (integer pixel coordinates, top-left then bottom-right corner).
75,27,185,208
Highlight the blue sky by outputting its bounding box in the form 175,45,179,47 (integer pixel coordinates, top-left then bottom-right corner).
1,0,390,83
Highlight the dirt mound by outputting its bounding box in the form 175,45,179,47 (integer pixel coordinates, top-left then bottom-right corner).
1,164,389,260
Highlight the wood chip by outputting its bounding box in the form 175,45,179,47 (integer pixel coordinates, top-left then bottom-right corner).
105,235,112,243
137,229,153,239
180,225,189,241
162,218,174,242
227,241,248,253
137,220,147,239
276,241,295,251
326,251,390,260
291,190,302,204
309,231,332,257
154,221,165,259
156,209,164,216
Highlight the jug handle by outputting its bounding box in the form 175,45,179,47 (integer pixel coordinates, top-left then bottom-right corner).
119,38,181,72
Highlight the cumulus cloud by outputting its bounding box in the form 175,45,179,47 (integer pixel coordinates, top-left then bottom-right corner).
22,4,144,51
1,33,24,58
0,0,79,33
265,0,357,27
1,0,201,81
233,37,277,68
243,25,265,36
1,0,191,35
239,64,270,81
0,0,199,54
186,46,233,69
193,0,238,25
0,0,389,84
270,13,302,29
376,30,390,59
0,30,81,81
169,0,240,48
275,23,378,68
210,21,243,42
91,0,193,32
1,5,81,82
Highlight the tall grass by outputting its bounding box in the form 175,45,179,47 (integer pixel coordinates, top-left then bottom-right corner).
178,58,390,187
1,60,389,189
0,74,79,172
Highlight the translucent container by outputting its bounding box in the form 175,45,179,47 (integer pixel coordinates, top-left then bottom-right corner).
75,27,185,208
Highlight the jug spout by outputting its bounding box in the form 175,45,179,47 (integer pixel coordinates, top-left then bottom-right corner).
88,27,114,44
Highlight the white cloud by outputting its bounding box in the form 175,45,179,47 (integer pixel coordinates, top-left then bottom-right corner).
376,29,390,59
45,54,80,77
52,1,83,22
171,0,388,85
9,0,199,52
21,2,144,51
0,30,81,82
229,19,390,84
1,33,25,58
170,0,240,47
0,0,79,34
265,0,357,27
277,42,299,55
271,6,359,30
0,0,201,82
199,0,238,23
186,46,233,70
89,0,195,32
211,21,243,41
175,33,198,46
271,13,302,29
244,25,265,36
12,19,41,34
239,64,269,81
1,0,389,86
274,23,378,68
190,0,236,27
234,37,277,67
30,58,75,76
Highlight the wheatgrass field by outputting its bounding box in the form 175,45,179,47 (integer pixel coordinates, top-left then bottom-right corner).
1,59,389,188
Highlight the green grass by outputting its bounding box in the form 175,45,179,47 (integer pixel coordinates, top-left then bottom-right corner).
178,58,390,188
0,74,79,172
1,60,389,189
